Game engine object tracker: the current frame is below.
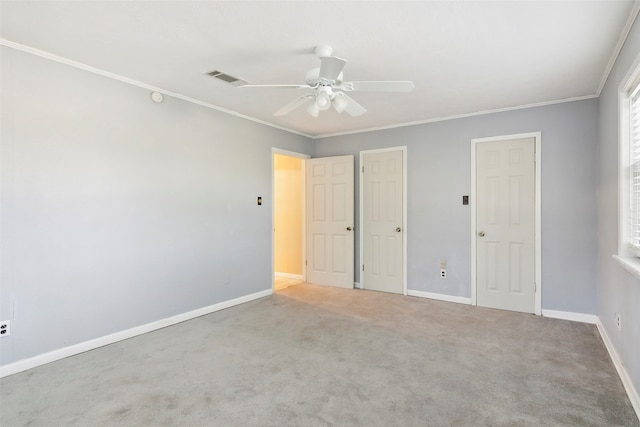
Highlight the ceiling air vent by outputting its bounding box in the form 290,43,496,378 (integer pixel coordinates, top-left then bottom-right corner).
205,70,249,87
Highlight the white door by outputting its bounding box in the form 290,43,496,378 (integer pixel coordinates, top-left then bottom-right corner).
476,138,535,313
306,155,354,288
362,149,403,294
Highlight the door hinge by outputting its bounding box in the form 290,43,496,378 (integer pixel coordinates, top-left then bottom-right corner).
362,264,364,271
305,260,308,266
362,166,364,173
534,282,536,292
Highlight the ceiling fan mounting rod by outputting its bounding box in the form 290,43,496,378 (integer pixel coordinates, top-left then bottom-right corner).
314,45,333,58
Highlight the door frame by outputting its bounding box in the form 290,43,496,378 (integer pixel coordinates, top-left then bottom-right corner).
470,132,541,315
359,146,408,295
271,148,310,291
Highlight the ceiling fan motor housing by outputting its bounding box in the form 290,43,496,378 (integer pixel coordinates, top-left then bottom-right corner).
305,68,344,87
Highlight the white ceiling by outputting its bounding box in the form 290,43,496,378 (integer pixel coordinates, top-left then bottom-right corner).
1,1,637,138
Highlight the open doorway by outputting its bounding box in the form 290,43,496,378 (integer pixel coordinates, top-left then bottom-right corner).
273,150,308,291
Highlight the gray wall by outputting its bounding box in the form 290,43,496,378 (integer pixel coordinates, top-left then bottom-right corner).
1,35,625,380
597,14,640,396
0,47,312,366
313,99,599,314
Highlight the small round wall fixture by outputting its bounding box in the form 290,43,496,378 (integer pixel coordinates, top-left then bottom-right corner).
150,91,164,103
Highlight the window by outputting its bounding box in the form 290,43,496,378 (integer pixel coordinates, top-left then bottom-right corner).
629,87,640,254
616,54,640,277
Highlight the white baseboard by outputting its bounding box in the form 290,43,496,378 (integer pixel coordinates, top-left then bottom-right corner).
407,289,472,305
274,272,303,280
354,282,362,289
596,319,640,421
0,288,273,378
541,309,598,324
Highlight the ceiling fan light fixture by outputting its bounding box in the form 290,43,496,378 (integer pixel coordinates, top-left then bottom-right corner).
333,94,348,114
316,92,332,111
307,101,320,117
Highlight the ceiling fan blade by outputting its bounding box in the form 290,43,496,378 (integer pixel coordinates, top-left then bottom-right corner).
239,84,312,89
338,93,367,117
319,56,347,82
343,81,415,92
274,94,314,116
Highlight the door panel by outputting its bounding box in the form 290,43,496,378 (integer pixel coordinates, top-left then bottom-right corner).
476,138,535,313
306,155,354,288
362,150,403,294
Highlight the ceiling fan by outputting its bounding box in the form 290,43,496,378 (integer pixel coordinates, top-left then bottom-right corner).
239,46,415,118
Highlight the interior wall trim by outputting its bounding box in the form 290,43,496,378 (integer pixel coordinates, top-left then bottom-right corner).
596,0,640,96
0,38,600,142
274,272,303,280
407,290,472,305
0,289,273,378
596,319,640,421
0,38,312,139
541,309,598,324
313,96,596,139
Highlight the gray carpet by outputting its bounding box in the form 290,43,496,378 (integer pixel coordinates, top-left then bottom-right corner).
1,283,638,426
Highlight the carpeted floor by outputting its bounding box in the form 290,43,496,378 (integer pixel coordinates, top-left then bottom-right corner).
1,283,638,426
274,276,304,291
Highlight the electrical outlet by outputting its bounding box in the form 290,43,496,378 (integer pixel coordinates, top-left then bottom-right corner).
440,269,446,279
616,314,622,331
0,320,10,337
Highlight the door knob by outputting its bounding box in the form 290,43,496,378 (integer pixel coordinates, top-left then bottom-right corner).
396,227,402,232
478,231,485,237
346,226,353,231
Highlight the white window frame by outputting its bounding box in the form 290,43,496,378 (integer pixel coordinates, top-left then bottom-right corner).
615,52,640,278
